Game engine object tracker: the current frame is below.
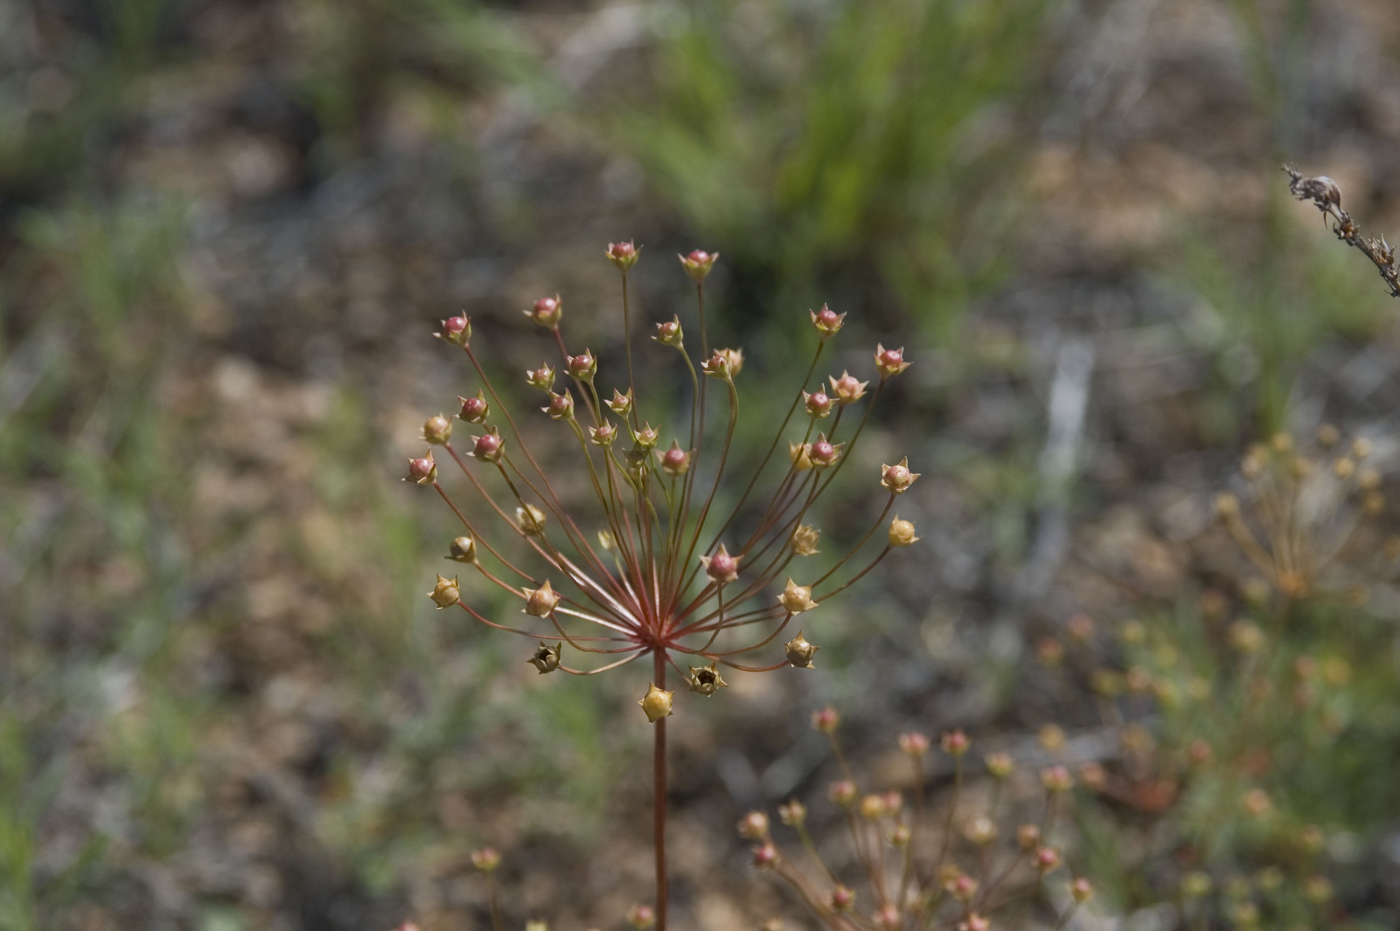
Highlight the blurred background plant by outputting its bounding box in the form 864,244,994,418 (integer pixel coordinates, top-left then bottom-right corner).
5,0,1400,928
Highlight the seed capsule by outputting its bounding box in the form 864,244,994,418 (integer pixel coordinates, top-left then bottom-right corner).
790,524,821,556
679,249,717,282
810,304,846,338
829,370,869,403
458,390,489,423
639,682,674,722
687,663,727,697
406,452,438,485
606,241,640,272
421,414,453,445
528,642,562,674
701,544,740,584
874,343,911,378
785,631,819,668
659,442,691,477
777,579,818,614
566,351,597,381
524,295,562,328
447,536,479,564
427,574,460,608
438,314,471,346
522,580,560,617
880,457,920,494
889,516,920,547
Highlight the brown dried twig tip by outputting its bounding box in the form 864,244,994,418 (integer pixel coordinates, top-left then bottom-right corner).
1283,164,1400,298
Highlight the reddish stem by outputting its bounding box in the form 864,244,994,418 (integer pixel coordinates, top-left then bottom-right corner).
653,649,669,931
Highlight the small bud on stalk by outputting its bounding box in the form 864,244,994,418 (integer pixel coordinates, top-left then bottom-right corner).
607,241,640,272
1035,846,1062,873
1041,765,1073,793
438,314,471,346
654,316,684,347
523,580,561,617
589,421,618,446
687,663,727,696
803,390,835,418
608,388,633,416
829,371,869,404
633,422,661,449
470,847,501,871
785,631,819,668
881,458,920,494
985,752,1014,778
406,452,438,485
964,816,997,846
942,729,970,756
529,641,562,674
720,348,744,376
899,732,930,757
421,414,453,445
811,304,846,338
524,295,562,328
737,810,770,840
447,536,479,564
859,794,887,820
626,905,655,930
812,706,840,733
1070,877,1095,903
874,344,911,379
526,364,556,391
471,429,505,463
702,349,736,379
639,682,674,722
1017,824,1041,850
701,544,740,584
808,434,842,468
659,442,691,477
458,390,489,423
889,516,920,547
566,351,597,382
679,249,717,282
778,579,818,614
543,390,575,421
752,843,779,869
778,799,806,825
827,885,855,911
427,574,460,608
828,779,857,806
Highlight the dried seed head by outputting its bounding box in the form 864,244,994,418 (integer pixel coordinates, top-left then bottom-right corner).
524,295,562,328
529,641,562,674
808,434,843,468
810,304,846,338
406,451,438,485
829,371,869,403
427,573,460,608
827,885,855,911
525,364,556,391
458,390,489,424
608,388,633,416
659,441,692,477
889,516,920,547
687,663,727,696
752,842,779,869
1016,824,1041,850
447,536,479,564
791,524,821,556
438,314,471,347
777,799,806,826
785,631,819,668
828,779,857,806
803,390,835,418
1034,846,1062,873
633,421,661,449
470,847,500,871
881,457,920,494
589,421,618,447
606,241,640,272
626,904,655,930
421,414,453,445
778,579,818,614
1069,877,1094,904
701,543,740,584
471,429,504,463
543,389,575,421
654,315,684,347
737,810,770,839
812,706,840,733
679,249,717,282
788,442,814,471
566,350,597,381
639,682,674,722
899,731,930,757
522,580,560,617
942,729,970,756
874,343,911,378
1041,765,1073,793
985,752,1014,778
516,504,547,535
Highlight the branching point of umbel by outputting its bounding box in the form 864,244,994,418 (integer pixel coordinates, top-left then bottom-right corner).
1284,164,1400,298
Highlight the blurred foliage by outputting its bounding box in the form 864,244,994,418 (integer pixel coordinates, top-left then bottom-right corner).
614,0,1052,338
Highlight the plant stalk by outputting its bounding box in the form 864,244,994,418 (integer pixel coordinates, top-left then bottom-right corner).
654,649,669,931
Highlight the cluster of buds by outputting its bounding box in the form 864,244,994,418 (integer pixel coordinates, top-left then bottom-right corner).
411,243,919,722
743,710,1095,931
1213,428,1383,600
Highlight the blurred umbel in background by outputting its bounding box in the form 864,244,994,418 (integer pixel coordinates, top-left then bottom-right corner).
4,1,1400,929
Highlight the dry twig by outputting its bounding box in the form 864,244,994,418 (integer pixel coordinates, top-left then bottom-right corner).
1283,164,1400,298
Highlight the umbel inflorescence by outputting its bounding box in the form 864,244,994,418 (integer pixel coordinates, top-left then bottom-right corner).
408,243,918,716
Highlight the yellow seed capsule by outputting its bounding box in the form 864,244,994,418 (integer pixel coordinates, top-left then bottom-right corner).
447,536,479,564
427,573,460,608
889,516,920,547
523,580,561,617
785,631,819,668
639,683,674,723
687,664,727,697
790,524,821,556
777,578,818,614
